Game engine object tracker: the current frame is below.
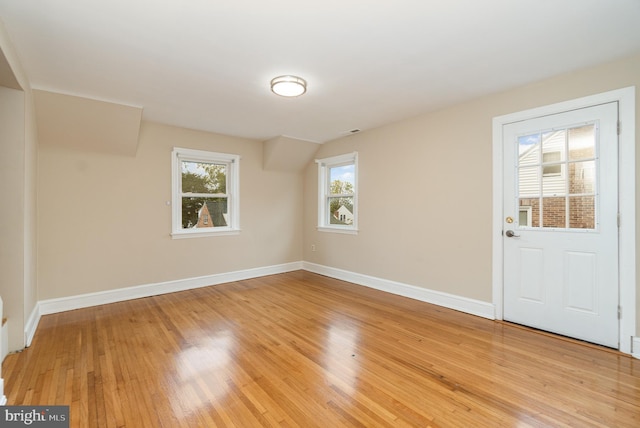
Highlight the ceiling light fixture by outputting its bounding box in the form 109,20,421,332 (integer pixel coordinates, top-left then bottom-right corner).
270,75,307,97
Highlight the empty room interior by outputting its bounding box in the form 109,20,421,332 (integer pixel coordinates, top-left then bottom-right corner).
1,1,640,426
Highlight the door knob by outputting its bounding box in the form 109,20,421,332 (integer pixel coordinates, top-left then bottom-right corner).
505,230,520,238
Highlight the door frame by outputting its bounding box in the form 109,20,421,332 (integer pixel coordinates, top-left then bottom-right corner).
492,86,636,354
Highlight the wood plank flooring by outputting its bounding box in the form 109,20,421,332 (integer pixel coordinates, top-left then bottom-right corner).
3,271,640,427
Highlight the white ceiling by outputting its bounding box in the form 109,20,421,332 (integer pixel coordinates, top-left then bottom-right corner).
1,0,640,143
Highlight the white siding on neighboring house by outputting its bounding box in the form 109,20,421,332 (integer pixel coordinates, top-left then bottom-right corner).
518,130,566,197
334,205,354,225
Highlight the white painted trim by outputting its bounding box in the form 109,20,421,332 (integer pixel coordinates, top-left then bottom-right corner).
316,152,358,233
24,304,41,347
171,147,241,238
492,86,636,355
0,378,6,405
303,262,495,320
171,229,241,239
38,262,303,316
317,226,358,235
1,322,7,361
0,296,6,359
492,115,505,321
617,87,636,356
632,337,640,360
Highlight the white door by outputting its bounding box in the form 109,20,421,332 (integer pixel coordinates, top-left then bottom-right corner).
502,102,619,348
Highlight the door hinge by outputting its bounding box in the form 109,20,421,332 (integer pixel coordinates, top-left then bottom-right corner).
617,213,621,228
618,306,622,320
617,121,621,135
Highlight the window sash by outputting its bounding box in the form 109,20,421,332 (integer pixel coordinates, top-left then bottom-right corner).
172,148,240,238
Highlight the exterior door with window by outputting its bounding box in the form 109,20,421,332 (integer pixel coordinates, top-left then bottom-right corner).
502,102,619,348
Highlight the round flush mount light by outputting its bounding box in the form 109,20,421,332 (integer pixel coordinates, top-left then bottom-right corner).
270,75,307,97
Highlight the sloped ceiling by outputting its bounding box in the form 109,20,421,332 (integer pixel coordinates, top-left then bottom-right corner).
0,21,21,90
0,47,20,90
1,1,640,143
263,136,319,172
34,90,142,156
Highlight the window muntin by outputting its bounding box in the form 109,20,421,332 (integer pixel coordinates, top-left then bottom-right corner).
317,152,358,233
172,148,240,238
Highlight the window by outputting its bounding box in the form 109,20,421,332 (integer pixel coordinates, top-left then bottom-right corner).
171,147,240,238
316,152,358,234
516,124,597,230
519,206,532,227
542,151,562,176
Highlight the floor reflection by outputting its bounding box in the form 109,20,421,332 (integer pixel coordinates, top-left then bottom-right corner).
173,329,235,414
324,319,361,395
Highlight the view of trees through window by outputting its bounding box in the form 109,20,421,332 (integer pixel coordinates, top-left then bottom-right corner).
329,164,355,225
181,161,228,229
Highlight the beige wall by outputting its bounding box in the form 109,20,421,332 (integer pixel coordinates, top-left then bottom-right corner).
0,19,38,352
304,54,640,327
38,122,304,300
0,86,26,351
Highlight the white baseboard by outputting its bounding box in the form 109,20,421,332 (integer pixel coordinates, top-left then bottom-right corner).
22,261,635,360
37,262,303,317
24,304,40,348
26,262,300,346
1,320,8,360
0,378,5,405
28,260,495,347
302,262,495,320
633,337,640,359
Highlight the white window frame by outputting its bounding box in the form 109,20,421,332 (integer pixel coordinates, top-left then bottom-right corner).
518,206,532,227
171,147,240,239
316,152,358,234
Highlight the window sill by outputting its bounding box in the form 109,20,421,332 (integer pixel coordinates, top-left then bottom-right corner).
171,229,241,239
317,226,358,235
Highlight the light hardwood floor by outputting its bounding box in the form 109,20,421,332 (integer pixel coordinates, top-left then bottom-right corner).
3,271,640,427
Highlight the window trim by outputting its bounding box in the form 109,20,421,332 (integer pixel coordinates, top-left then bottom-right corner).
171,147,240,239
316,152,358,234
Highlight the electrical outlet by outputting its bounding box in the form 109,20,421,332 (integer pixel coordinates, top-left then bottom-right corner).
311,244,316,252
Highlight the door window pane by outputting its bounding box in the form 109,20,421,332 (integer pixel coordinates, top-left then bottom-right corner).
518,166,540,198
542,151,562,176
542,197,566,228
519,198,540,227
569,196,595,229
518,134,540,165
569,161,596,194
541,130,565,158
568,125,596,160
542,162,565,196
